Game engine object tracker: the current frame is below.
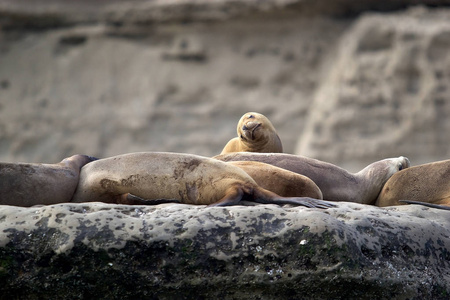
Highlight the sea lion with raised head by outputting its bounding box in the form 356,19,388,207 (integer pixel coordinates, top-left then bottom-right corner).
71,152,334,208
0,155,97,207
228,161,323,199
214,152,410,205
376,159,450,209
220,112,283,154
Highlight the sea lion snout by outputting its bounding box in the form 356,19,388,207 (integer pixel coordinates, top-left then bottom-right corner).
242,121,261,140
242,121,260,130
398,156,411,171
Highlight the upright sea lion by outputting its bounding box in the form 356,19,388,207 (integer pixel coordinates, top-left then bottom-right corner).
376,159,450,209
220,112,283,154
228,161,323,199
71,152,334,208
214,152,410,204
0,155,97,207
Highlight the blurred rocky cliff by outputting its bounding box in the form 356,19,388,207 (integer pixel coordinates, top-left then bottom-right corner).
1,0,449,171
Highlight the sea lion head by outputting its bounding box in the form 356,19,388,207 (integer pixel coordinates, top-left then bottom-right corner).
362,156,411,181
238,112,278,140
220,112,283,154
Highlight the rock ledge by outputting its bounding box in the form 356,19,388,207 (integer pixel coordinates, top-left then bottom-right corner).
1,202,449,299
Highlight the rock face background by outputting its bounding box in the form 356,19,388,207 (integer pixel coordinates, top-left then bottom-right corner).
0,0,449,171
297,8,450,170
1,202,449,299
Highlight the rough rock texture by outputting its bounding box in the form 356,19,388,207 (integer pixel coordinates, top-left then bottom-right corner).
0,202,449,299
297,7,450,170
0,1,449,171
0,7,349,163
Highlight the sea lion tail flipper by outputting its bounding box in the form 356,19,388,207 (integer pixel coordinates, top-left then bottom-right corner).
272,197,336,209
122,193,181,205
253,188,336,208
399,200,450,210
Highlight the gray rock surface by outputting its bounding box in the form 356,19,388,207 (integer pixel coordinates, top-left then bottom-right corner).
0,202,449,299
0,1,449,171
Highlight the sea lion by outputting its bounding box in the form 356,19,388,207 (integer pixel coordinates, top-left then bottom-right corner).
0,155,97,207
71,152,335,208
214,152,410,204
220,112,283,154
228,161,323,199
376,159,450,208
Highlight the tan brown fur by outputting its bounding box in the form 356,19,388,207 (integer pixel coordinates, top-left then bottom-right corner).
228,161,323,199
71,152,334,208
221,112,283,154
214,152,410,205
376,159,450,208
0,155,97,207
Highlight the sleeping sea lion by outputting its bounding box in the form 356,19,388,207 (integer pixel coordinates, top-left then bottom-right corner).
220,112,283,154
228,161,323,199
0,155,97,207
71,152,334,208
376,159,450,209
214,152,410,205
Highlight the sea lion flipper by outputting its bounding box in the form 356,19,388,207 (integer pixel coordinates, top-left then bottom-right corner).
270,197,337,209
123,193,181,205
208,187,245,207
399,200,450,210
253,188,335,209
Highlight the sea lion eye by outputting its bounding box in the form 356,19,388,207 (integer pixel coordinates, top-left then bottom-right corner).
398,163,403,171
247,114,254,119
